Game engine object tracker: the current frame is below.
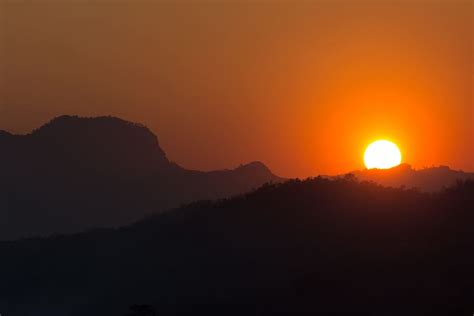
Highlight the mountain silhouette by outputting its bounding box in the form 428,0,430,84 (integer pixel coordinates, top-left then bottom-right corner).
350,163,474,192
0,177,472,315
0,115,282,240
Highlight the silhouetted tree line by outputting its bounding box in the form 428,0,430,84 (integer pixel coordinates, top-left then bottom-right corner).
0,177,473,315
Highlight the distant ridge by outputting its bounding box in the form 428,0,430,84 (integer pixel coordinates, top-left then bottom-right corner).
350,163,474,192
0,115,283,240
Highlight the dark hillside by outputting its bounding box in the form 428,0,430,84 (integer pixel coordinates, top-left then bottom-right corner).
0,178,472,315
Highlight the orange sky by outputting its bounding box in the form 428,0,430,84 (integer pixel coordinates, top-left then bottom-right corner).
0,1,472,178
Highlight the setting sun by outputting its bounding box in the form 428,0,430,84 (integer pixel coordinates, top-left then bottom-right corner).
364,140,402,169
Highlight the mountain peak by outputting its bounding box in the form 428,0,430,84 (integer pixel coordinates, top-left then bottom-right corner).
28,115,171,174
236,161,280,178
237,161,270,171
33,115,150,136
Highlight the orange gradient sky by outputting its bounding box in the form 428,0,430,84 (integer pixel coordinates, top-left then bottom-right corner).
0,1,472,178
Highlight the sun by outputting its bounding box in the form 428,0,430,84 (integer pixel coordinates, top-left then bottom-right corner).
364,140,402,169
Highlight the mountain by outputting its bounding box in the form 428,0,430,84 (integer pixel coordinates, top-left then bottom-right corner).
0,115,282,240
0,177,472,315
350,163,474,192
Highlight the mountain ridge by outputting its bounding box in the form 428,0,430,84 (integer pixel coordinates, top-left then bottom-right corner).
0,115,282,240
349,163,474,192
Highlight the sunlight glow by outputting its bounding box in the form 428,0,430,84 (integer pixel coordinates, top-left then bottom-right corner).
364,140,402,169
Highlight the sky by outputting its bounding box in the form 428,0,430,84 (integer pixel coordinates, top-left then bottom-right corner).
0,0,472,178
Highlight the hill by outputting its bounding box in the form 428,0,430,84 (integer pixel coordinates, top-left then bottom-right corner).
0,115,282,240
0,177,472,315
350,163,474,192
